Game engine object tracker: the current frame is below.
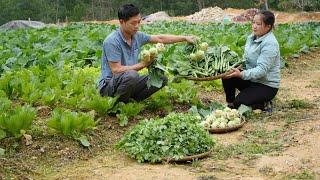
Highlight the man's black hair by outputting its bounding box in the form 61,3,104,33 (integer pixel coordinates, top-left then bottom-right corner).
118,4,140,21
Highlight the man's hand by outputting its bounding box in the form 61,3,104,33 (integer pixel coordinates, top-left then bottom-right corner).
141,55,156,67
224,68,242,79
185,36,198,44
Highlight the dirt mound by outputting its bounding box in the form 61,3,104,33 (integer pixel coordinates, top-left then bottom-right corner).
186,6,227,23
142,11,171,23
0,20,47,29
232,8,259,22
184,7,320,24
96,7,320,25
224,8,247,16
226,8,320,24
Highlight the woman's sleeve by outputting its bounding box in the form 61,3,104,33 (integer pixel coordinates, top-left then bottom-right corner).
241,42,278,80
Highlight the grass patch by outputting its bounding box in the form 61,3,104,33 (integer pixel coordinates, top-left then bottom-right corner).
243,128,281,139
197,175,218,180
305,79,320,88
277,109,315,125
244,110,275,123
191,159,202,168
211,128,284,162
211,139,283,161
287,99,312,109
285,170,316,180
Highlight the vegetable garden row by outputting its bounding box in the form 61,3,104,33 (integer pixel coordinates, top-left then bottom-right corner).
0,21,319,162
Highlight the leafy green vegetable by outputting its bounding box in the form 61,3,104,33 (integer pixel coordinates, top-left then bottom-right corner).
81,93,119,116
0,129,6,140
147,45,175,88
0,97,36,138
116,102,144,126
145,87,173,112
75,135,91,147
0,21,319,132
0,22,319,76
47,108,96,137
189,101,225,119
0,148,5,156
116,113,215,163
167,80,198,104
238,104,252,117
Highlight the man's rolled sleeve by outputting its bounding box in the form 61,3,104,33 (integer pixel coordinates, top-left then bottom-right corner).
137,32,150,45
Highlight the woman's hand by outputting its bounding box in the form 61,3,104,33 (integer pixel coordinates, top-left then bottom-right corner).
224,68,242,79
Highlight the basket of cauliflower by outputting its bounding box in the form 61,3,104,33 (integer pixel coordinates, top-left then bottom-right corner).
199,107,246,133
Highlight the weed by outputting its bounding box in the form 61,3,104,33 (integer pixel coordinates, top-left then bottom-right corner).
259,165,274,175
285,169,315,180
211,129,284,161
287,99,312,109
197,175,218,180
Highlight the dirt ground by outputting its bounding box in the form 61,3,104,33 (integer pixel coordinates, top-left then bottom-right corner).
41,50,320,179
224,8,320,24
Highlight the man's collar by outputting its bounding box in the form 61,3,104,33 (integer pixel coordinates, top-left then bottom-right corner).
117,28,136,46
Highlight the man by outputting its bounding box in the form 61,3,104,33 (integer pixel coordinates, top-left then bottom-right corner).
98,4,197,103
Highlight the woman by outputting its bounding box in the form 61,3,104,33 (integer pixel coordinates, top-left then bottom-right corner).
222,10,280,110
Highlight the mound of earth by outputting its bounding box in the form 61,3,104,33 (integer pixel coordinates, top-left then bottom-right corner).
0,20,47,29
185,6,227,23
142,11,171,23
232,8,259,22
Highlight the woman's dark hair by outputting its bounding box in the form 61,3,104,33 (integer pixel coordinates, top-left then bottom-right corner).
256,10,275,31
118,4,140,21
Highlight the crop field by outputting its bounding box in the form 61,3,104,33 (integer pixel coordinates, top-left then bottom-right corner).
0,21,320,179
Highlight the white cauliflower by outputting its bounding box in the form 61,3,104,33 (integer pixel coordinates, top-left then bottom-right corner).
214,109,223,118
218,122,227,128
224,107,232,112
140,50,150,62
156,43,165,53
234,117,241,125
195,50,205,60
211,121,220,128
227,121,236,127
149,47,158,57
199,42,208,51
189,53,197,61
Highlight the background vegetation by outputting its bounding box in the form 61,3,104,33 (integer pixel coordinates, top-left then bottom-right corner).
0,0,319,25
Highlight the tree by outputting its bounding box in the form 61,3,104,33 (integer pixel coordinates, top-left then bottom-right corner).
263,0,269,10
55,0,59,22
196,0,205,10
254,0,269,10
